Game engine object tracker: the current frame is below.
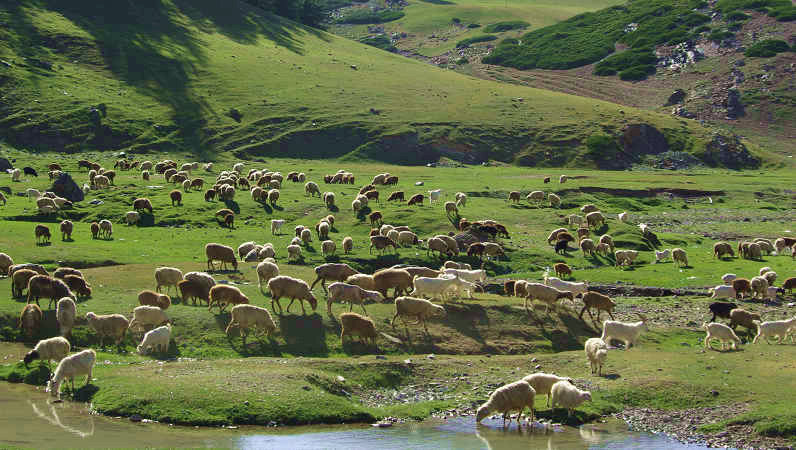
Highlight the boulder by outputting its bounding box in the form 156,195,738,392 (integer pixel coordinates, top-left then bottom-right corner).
702,134,759,169
665,89,686,106
0,157,12,172
50,172,84,202
725,88,744,119
620,124,669,158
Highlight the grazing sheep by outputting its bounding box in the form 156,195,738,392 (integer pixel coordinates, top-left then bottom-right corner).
137,325,171,355
750,276,769,300
10,263,48,277
547,228,568,245
392,296,445,334
728,308,760,337
238,241,258,260
387,191,405,202
508,191,521,203
181,272,215,305
722,273,737,285
601,314,648,349
504,280,516,296
0,252,12,276
12,269,38,297
138,290,171,310
226,304,277,343
324,191,336,208
207,285,249,313
317,221,330,240
596,242,611,256
615,250,639,268
654,249,671,263
321,240,336,257
442,261,472,270
98,219,112,239
521,373,573,407
550,381,592,417
256,261,280,294
300,228,313,245
579,291,616,322
327,282,383,316
287,244,302,261
339,312,378,346
703,322,741,350
85,312,129,346
56,297,76,338
205,243,238,271
268,275,318,315
713,242,735,259
63,275,91,298
268,188,280,205
585,338,608,375
46,349,96,399
311,263,359,293
344,274,376,292
128,306,169,332
753,317,796,344
762,271,777,286
125,211,140,225
672,248,688,267
526,190,544,204
524,283,574,314
407,193,424,206
427,237,452,258
585,211,605,228
24,336,70,369
18,303,43,339
133,197,153,213
170,189,182,206
708,301,737,322
58,220,74,241
580,238,596,257
11,168,21,181
577,227,590,240
27,275,74,309
617,212,628,223
783,277,796,293
34,224,51,244
581,204,598,214
732,278,752,299
475,380,536,426
271,219,285,235
746,242,763,260
155,267,183,294
370,235,398,255
373,268,413,299
548,193,560,208
204,189,216,201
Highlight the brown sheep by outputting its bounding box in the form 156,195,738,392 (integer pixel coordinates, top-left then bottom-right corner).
359,184,375,195
543,176,551,183
365,190,380,203
384,175,398,185
19,304,43,340
90,222,100,239
170,189,182,206
204,189,216,201
138,290,171,310
553,263,572,279
35,224,51,244
12,269,38,298
783,277,796,294
407,194,424,206
208,285,250,313
310,263,359,293
732,278,752,299
63,275,92,298
369,211,383,226
340,312,378,346
215,208,234,218
27,275,73,309
728,308,761,338
223,213,235,229
467,242,486,260
504,280,516,296
373,268,413,299
508,191,521,203
59,220,73,241
387,191,404,202
178,280,206,306
370,235,398,255
133,197,153,213
579,291,616,321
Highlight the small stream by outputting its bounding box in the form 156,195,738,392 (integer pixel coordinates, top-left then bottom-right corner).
1,383,714,449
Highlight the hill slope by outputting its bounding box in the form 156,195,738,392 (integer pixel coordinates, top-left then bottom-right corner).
0,0,731,166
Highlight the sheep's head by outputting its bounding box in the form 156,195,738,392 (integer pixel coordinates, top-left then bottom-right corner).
366,290,383,303
307,293,318,311
581,391,593,402
432,304,447,318
476,405,490,423
23,350,39,367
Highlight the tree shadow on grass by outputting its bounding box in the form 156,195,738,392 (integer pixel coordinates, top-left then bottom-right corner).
278,313,328,356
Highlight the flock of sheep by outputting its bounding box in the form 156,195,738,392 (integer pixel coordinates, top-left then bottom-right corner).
1,157,794,422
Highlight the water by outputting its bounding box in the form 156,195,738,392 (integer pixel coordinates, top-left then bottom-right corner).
1,383,711,449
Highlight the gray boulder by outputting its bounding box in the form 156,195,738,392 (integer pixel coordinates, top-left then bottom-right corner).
51,173,84,202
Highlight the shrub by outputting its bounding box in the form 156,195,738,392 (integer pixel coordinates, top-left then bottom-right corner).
619,65,653,81
682,12,711,26
586,134,620,160
769,6,796,20
745,39,791,57
359,35,396,52
594,48,656,75
725,11,749,20
337,8,404,24
456,35,497,48
467,23,481,28
593,66,617,76
483,21,530,33
708,30,734,41
693,25,712,33
452,17,461,23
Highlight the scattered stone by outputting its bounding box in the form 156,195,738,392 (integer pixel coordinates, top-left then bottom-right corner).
415,181,424,186
665,89,687,106
130,414,143,422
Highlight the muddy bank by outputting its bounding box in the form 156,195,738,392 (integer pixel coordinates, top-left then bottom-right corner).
556,186,724,199
483,281,709,297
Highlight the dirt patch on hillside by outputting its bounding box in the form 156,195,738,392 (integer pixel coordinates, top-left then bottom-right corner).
556,186,724,198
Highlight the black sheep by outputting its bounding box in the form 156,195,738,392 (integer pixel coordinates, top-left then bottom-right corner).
23,167,38,177
708,301,737,322
555,239,569,255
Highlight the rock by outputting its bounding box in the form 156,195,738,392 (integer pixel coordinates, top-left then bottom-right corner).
376,355,387,360
702,133,759,169
427,354,435,359
665,89,687,106
0,157,12,172
724,88,744,119
415,181,424,186
350,64,358,70
50,173,84,202
336,375,345,382
710,390,719,396
734,59,745,67
302,385,311,391
535,364,541,369
531,357,538,363
130,414,143,422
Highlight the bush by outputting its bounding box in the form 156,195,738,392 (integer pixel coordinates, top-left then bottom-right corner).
682,12,711,26
359,35,396,52
467,23,481,28
725,11,750,20
594,48,656,75
619,65,653,81
586,134,620,160
769,6,796,20
337,8,404,24
708,30,734,41
593,66,617,76
456,35,497,48
452,17,461,23
745,39,791,57
693,25,711,33
483,21,530,33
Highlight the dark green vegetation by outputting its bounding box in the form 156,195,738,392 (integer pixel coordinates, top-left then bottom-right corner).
593,48,657,78
716,0,796,21
483,20,530,33
336,8,405,24
744,39,793,57
359,34,396,52
455,34,497,48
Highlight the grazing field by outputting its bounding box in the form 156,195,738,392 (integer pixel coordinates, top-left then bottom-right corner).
0,151,794,445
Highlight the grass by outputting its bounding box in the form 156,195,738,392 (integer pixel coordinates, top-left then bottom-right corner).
482,20,530,33
455,34,496,48
744,39,792,57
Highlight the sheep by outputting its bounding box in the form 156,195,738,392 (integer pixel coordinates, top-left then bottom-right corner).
392,297,446,334
435,235,459,256
427,189,442,204
601,314,648,349
205,243,238,272
615,250,639,268
133,197,153,213
373,268,413,299
10,263,48,277
746,242,763,260
26,188,41,201
327,282,383,316
442,261,472,270
654,249,671,263
750,276,769,299
442,268,486,284
482,242,505,260
526,190,544,204
728,308,761,338
581,204,598,214
585,338,608,375
762,271,777,286
12,269,38,297
753,317,796,344
207,285,249,313
336,236,353,255
255,260,280,294
182,179,191,192
226,304,277,343
756,240,774,255
310,263,359,293
520,373,573,407
238,241,258,261
124,210,141,226
400,266,441,280
98,219,112,239
63,275,91,298
0,252,12,276
128,306,170,332
34,224,51,244
137,325,171,355
577,227,590,240
56,297,76,338
617,212,628,223
317,221,330,240
387,191,405,202
155,267,183,294
504,280,516,296
370,235,398,255
24,336,71,369
270,219,285,235
11,168,21,181
204,189,216,201
550,380,592,417
547,228,568,245
514,280,529,298
85,312,129,346
138,290,171,310
595,242,611,256
426,237,451,258
18,303,43,339
267,188,280,205
713,242,735,259
773,238,788,254
585,211,605,228
287,244,302,261
324,191,336,208
27,275,74,309
524,283,574,314
393,230,418,248
579,291,616,322
708,301,738,322
703,322,742,351
170,189,182,206
46,349,96,399
299,228,312,246
548,193,560,208
672,248,688,267
56,220,74,241
784,277,796,294
268,275,318,315
508,191,521,203
732,278,752,299
407,193,424,206
37,197,58,215
475,380,536,426
322,240,336,257
410,275,460,301
339,312,378,346
580,238,596,257
182,272,215,305
543,274,588,298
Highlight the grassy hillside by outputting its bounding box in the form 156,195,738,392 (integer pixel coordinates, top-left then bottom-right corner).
0,0,724,167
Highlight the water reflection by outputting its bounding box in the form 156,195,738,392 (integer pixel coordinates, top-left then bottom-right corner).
29,398,95,438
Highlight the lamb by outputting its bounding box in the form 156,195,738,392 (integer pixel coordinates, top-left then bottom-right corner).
601,314,648,349
521,373,573,407
339,312,378,345
225,304,277,343
550,380,592,417
35,224,51,244
46,349,96,399
342,236,354,254
322,240,336,257
24,336,70,369
136,325,171,355
138,290,171,310
615,250,639,268
310,263,359,293
753,317,796,344
722,273,737,285
271,219,285,235
155,267,183,294
287,244,302,261
713,242,735,259
207,285,249,313
326,282,383,316
85,312,129,346
475,380,536,426
732,278,752,299
205,243,238,271
543,274,588,298
524,283,574,314
585,338,608,375
128,306,170,332
750,276,769,299
672,248,688,267
708,301,737,322
63,275,91,298
373,268,413,299
182,271,216,305
579,291,616,322
655,249,671,263
12,269,38,297
27,275,74,309
370,235,398,255
268,275,318,315
703,322,741,351
56,297,76,338
728,308,760,337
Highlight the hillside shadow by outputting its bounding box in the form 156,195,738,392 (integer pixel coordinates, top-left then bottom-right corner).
278,314,328,356
419,0,456,4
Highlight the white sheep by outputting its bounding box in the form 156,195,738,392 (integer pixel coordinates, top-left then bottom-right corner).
47,349,96,399
753,317,796,344
601,314,648,349
550,380,592,417
427,189,442,204
617,212,628,223
722,273,737,285
476,380,536,426
11,168,21,181
526,190,545,203
521,373,573,407
225,304,277,342
750,276,769,299
326,282,383,316
322,240,336,257
543,273,587,299
24,336,71,369
342,236,354,254
410,275,458,301
271,219,285,235
703,322,741,351
128,306,170,333
287,244,302,261
85,312,128,346
155,267,183,293
585,337,608,375
137,325,171,355
392,296,446,334
654,249,671,263
56,297,76,338
710,285,737,300
125,211,140,226
256,260,279,293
